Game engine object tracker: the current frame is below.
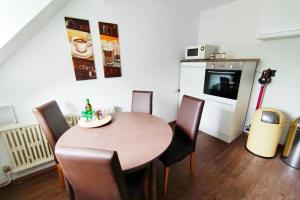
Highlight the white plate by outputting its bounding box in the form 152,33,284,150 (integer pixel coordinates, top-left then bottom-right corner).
78,115,112,128
71,44,93,59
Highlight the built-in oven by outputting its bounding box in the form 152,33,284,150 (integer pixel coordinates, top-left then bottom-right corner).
204,62,243,100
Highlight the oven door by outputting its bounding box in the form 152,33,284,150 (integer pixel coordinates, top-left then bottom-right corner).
204,69,242,100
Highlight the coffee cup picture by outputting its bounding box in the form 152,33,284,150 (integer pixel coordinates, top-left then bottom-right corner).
72,37,90,53
102,42,114,65
65,17,97,81
99,21,122,78
113,41,120,62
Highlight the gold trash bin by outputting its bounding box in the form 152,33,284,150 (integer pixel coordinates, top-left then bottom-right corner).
246,107,285,158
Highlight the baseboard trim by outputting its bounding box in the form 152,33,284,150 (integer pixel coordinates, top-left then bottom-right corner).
0,173,8,185
12,165,56,184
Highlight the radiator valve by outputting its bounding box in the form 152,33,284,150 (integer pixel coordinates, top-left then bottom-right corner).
2,166,11,173
0,165,13,188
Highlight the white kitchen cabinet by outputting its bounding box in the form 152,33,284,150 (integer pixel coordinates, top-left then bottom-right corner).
179,64,235,142
179,63,205,104
200,100,234,142
179,60,259,143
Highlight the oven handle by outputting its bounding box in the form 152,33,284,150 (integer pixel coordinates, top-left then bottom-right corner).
206,70,236,74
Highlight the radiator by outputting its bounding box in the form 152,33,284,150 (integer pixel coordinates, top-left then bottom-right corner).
0,108,114,174
1,123,54,173
0,114,79,173
65,114,79,127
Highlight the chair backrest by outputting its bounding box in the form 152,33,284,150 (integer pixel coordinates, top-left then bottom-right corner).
175,95,205,147
33,100,70,153
131,90,153,114
55,147,128,200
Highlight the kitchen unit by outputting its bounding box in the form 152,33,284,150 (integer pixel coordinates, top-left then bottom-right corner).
179,59,259,143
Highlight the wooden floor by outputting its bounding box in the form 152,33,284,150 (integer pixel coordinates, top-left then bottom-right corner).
1,132,300,200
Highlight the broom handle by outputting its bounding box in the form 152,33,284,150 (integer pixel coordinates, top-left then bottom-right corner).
256,85,265,110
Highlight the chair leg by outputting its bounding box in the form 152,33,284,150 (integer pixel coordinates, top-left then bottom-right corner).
163,167,169,195
150,161,157,200
143,169,149,200
56,164,65,188
190,152,195,177
64,176,75,200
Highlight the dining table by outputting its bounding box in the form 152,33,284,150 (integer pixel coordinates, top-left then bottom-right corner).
55,112,173,200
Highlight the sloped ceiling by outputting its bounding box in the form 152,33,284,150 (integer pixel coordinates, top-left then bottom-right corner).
166,0,237,9
0,0,69,67
0,0,235,67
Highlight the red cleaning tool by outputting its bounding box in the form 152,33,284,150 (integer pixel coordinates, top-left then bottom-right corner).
255,68,276,110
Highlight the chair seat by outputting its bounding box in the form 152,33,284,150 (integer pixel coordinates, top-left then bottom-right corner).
159,134,194,167
124,169,147,200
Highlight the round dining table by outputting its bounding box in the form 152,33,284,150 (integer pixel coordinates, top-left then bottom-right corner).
55,112,173,200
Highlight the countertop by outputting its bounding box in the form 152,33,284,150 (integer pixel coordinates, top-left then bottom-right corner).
181,58,260,63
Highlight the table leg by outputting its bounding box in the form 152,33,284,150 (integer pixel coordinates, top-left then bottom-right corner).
150,160,157,200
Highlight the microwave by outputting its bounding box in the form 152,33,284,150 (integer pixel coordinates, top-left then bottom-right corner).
185,44,215,59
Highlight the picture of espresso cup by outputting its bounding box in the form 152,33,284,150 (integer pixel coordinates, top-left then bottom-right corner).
72,37,89,53
114,54,120,62
102,42,114,65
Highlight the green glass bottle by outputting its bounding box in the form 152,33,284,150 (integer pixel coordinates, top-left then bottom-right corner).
85,99,92,112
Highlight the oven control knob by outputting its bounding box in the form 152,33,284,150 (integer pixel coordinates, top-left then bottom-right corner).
211,65,215,68
229,65,233,69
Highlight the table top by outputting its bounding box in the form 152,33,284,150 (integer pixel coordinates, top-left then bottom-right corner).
55,112,173,172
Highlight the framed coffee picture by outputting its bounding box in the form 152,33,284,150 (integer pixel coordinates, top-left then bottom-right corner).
65,17,97,81
99,22,122,78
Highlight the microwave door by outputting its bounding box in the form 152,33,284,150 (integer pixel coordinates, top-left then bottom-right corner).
187,48,198,57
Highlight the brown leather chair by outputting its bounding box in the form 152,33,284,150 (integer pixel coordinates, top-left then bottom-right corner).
131,90,153,114
33,100,70,187
56,147,147,200
159,95,205,194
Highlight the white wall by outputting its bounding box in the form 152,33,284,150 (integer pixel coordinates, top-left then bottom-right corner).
0,0,200,184
0,0,200,123
198,0,300,143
